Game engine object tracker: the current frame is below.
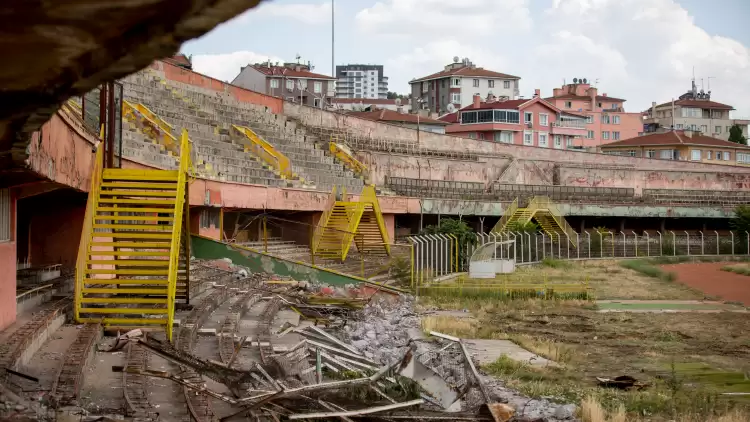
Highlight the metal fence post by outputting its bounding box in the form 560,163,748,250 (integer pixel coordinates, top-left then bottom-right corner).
535,233,539,262
541,233,546,259
746,231,749,255
526,232,532,262
407,237,417,289
685,231,690,256
519,232,525,263
440,234,450,276
700,231,704,256
731,231,735,256
585,231,591,259
714,231,719,255
670,231,675,256
644,231,650,257
490,233,498,262
557,233,562,259
598,232,603,258
576,232,580,259
621,232,626,257
656,231,662,256
632,231,638,257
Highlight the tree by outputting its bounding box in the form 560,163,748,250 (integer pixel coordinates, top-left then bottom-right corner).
730,205,750,253
728,124,747,145
387,91,409,100
421,218,476,271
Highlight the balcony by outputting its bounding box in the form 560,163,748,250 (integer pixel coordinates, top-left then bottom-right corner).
551,120,587,136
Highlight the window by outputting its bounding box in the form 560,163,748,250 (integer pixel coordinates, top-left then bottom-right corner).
675,124,683,129
494,131,513,143
488,80,495,88
0,189,9,241
613,115,621,124
707,151,712,160
727,126,732,133
554,135,563,149
586,115,593,124
601,114,610,124
724,152,731,161
461,110,519,124
539,113,549,126
597,102,603,108
565,101,572,109
441,80,446,88
701,125,708,133
539,133,549,147
612,131,620,140
587,130,595,139
478,133,486,140
690,150,701,161
473,79,480,87
711,110,722,119
681,107,701,118
660,149,674,160
503,81,510,89
523,131,533,146
313,98,322,108
422,82,428,93
468,133,476,139
611,103,618,109
270,79,279,89
715,126,722,134
628,150,636,157
451,93,461,104
314,81,322,93
286,96,295,102
715,151,722,160
451,78,461,87
738,153,750,164
566,138,574,147
286,80,294,90
602,131,610,140
199,208,220,229
524,112,533,124
646,149,656,158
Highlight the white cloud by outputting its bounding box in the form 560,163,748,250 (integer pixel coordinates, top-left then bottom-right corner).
191,51,284,82
243,1,332,25
356,0,532,39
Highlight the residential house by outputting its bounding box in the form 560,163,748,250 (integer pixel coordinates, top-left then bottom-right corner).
335,64,388,99
409,58,520,114
231,61,335,108
330,98,411,112
644,80,749,142
349,109,449,134
600,129,750,166
544,78,642,148
440,91,588,147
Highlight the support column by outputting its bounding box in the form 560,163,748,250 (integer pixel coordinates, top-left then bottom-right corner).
479,217,485,233
619,218,626,233
660,218,666,232
580,219,585,233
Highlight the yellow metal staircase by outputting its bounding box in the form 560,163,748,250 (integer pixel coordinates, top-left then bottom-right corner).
75,130,192,341
312,186,390,261
491,196,577,246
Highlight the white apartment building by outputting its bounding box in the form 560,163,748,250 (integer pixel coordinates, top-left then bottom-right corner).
335,64,388,99
409,58,520,114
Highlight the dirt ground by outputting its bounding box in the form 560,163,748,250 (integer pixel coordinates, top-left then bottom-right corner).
663,262,750,305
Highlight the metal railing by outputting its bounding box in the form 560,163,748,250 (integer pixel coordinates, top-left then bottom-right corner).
232,124,293,179
533,196,578,245
123,100,179,155
491,197,518,233
329,141,367,176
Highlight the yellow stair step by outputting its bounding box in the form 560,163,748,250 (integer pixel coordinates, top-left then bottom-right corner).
80,298,168,304
83,288,168,294
94,215,175,222
86,259,169,267
98,198,176,205
103,169,179,181
85,269,169,275
90,241,170,248
82,279,168,285
79,308,169,315
96,207,176,213
101,182,178,189
78,318,168,325
99,190,177,197
94,251,171,257
107,233,173,239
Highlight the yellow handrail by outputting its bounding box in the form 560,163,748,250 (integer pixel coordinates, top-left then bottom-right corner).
232,125,293,179
329,142,367,175
491,197,518,233
166,129,190,342
123,100,179,155
361,185,391,255
312,186,338,255
75,128,104,321
535,196,577,246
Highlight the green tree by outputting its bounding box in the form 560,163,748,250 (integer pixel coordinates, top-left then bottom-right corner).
728,124,747,144
730,205,750,253
421,218,476,271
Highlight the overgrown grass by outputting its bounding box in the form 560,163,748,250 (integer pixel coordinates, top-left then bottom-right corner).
421,314,478,338
542,257,573,269
722,265,750,276
619,259,677,282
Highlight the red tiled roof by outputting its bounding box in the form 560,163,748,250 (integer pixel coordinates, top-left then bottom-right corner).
438,112,459,123
457,97,561,113
252,65,335,80
331,98,404,105
545,94,627,102
654,99,734,110
411,67,520,83
349,109,449,125
602,130,750,149
164,54,192,69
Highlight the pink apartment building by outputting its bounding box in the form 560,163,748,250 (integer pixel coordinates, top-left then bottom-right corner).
544,79,643,148
440,91,588,147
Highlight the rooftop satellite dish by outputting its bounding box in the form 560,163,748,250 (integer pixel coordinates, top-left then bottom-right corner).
453,56,460,63
446,103,456,113
573,77,578,83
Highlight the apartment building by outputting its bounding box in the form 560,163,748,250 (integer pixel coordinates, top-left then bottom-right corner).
335,64,388,99
409,58,520,114
644,80,749,142
440,91,587,147
544,78,642,148
600,129,750,166
231,61,335,108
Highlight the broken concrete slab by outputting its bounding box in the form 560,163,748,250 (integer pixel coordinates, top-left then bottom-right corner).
463,339,558,368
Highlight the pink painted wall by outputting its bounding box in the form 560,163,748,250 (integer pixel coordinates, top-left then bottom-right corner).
151,61,284,114
0,191,17,331
28,202,85,268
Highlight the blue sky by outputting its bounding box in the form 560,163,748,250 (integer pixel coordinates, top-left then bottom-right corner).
183,0,750,115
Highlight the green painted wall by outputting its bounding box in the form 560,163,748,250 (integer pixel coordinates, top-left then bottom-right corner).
190,235,368,287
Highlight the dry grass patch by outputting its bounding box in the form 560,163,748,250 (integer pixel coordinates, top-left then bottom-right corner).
420,314,478,338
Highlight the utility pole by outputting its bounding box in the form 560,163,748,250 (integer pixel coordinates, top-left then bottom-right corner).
331,0,335,82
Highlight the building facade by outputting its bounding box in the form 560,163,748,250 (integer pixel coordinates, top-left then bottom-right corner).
409,58,520,115
440,92,587,147
335,64,388,99
644,81,749,142
231,61,335,108
349,109,448,134
544,79,642,148
600,130,750,166
330,98,411,112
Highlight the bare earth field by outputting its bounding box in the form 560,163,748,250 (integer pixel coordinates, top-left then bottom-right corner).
420,260,750,421
663,262,750,305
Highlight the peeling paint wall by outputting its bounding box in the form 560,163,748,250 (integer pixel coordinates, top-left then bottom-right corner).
191,235,365,286
0,190,17,331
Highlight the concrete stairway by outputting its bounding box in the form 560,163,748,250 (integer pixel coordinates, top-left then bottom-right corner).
121,70,364,193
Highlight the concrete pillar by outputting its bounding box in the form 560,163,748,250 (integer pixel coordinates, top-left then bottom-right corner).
619,218,626,232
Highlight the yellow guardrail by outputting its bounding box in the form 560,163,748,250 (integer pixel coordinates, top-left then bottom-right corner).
123,100,179,155
535,196,577,246
166,129,191,341
329,142,367,176
232,125,293,179
75,126,104,322
491,197,518,233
